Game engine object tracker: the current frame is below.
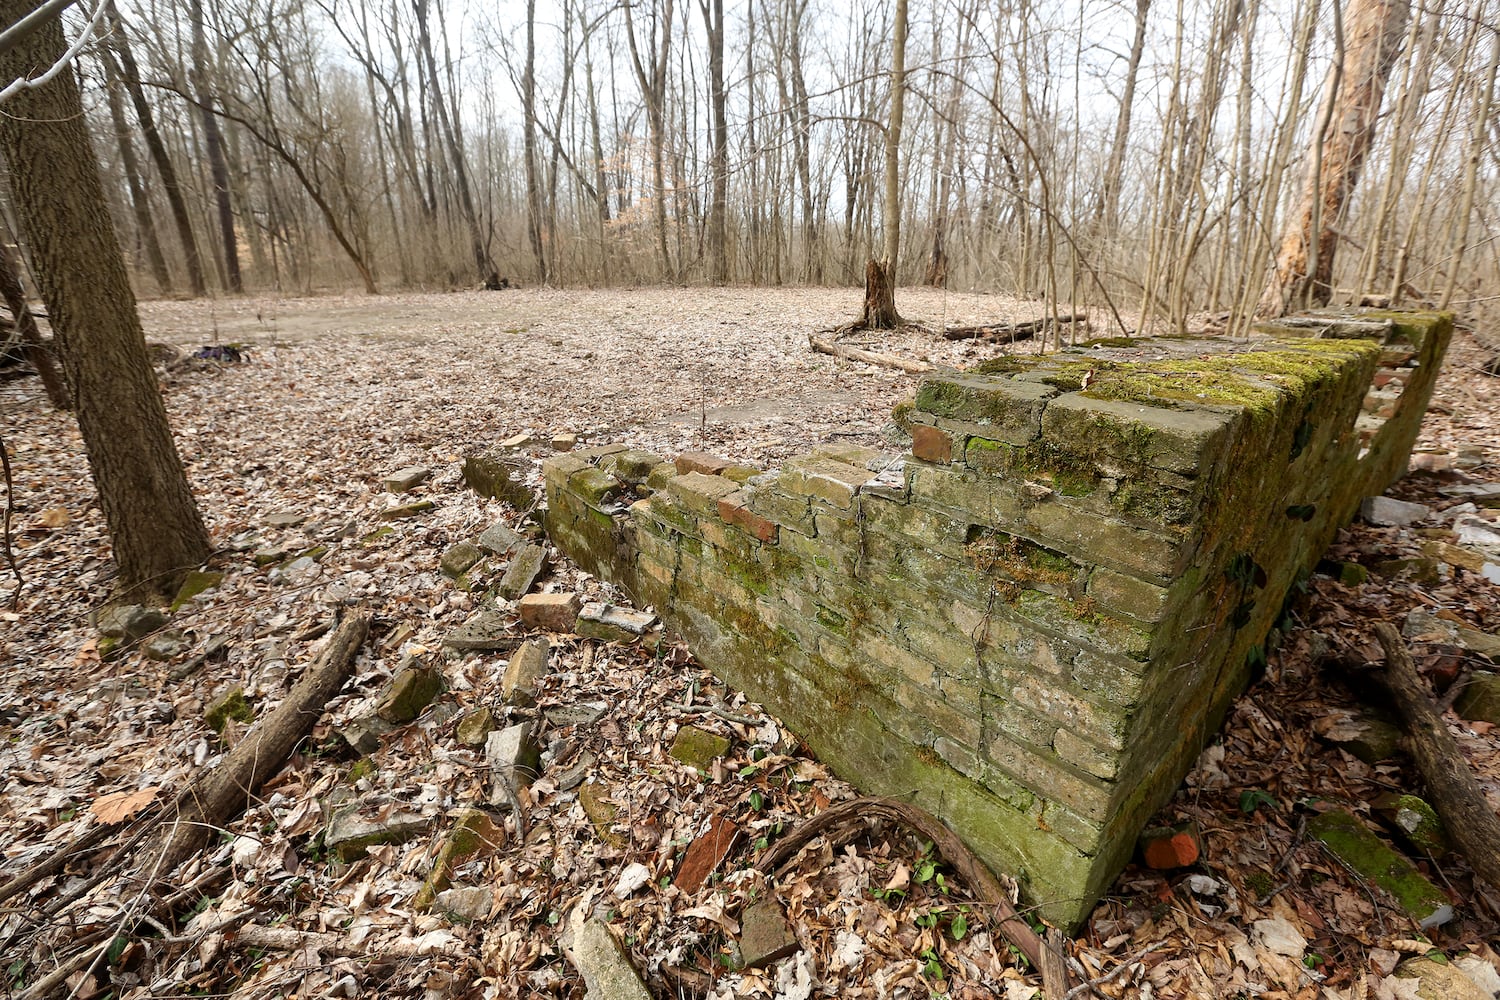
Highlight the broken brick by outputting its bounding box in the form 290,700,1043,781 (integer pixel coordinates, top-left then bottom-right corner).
1141,823,1202,869
910,424,954,464
675,451,732,476
674,814,739,893
718,492,778,543
519,592,582,633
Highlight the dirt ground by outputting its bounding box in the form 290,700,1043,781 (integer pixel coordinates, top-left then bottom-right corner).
2,287,1499,999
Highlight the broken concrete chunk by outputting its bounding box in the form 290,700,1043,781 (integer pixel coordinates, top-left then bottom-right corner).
440,541,484,579
486,723,541,808
1361,496,1431,527
443,608,521,653
546,701,609,728
497,542,548,601
339,715,396,755
737,897,799,969
384,466,431,492
478,520,522,556
325,800,430,862
669,725,731,772
568,914,652,1000
380,499,436,520
377,662,446,723
96,604,168,641
1454,670,1500,724
143,630,187,661
434,886,494,924
576,602,658,643
456,706,497,749
518,592,582,633
1306,808,1453,929
502,638,550,707
262,510,305,527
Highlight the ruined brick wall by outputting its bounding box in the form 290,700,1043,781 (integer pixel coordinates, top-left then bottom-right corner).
543,311,1450,928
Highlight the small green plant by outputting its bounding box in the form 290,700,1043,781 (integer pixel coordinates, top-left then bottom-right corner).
1240,789,1276,814
919,947,944,979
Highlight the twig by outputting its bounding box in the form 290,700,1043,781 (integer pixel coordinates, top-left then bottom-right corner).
1062,942,1165,1000
1,431,20,601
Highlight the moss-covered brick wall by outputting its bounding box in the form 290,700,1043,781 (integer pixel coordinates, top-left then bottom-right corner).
541,310,1451,929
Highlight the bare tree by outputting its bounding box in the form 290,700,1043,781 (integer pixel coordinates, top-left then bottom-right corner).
859,0,907,328
189,0,241,292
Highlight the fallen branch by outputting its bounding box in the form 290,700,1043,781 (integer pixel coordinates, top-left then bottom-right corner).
148,612,370,877
227,922,463,958
756,796,1053,983
940,313,1088,342
1372,622,1500,893
808,334,933,374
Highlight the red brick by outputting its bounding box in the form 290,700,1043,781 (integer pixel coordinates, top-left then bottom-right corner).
676,451,732,476
674,814,739,892
718,494,779,543
910,424,954,464
1141,824,1201,869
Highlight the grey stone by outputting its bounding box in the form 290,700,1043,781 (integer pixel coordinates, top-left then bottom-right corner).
339,715,396,755
478,520,522,555
1361,495,1431,526
143,630,188,661
435,886,493,924
1454,671,1500,725
377,663,446,722
575,603,658,643
568,915,652,1000
325,800,430,862
497,543,548,601
444,609,522,653
440,541,484,578
553,750,598,792
384,466,432,492
486,723,541,808
545,701,609,728
737,898,799,969
96,604,168,641
263,511,305,527
502,638,550,707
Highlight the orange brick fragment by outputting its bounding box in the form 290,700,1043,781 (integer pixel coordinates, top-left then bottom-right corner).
910,424,954,464
718,495,779,543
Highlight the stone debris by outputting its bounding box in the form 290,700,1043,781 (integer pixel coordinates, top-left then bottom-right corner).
1373,793,1448,856
439,541,483,579
455,707,497,749
377,661,445,723
462,449,535,509
205,686,253,733
1140,822,1202,869
546,701,609,728
1393,957,1494,1000
497,542,548,601
143,630,187,661
383,465,431,492
1311,709,1403,764
578,779,626,849
434,886,494,924
552,749,597,792
552,432,578,452
1454,670,1500,725
669,725,731,772
502,638,550,707
478,520,522,556
501,432,534,451
1307,808,1453,929
575,603,658,643
379,499,436,520
566,912,652,1000
518,592,582,632
486,723,540,809
96,604,167,641
325,799,431,863
413,807,506,910
443,608,522,653
1361,495,1431,526
262,510,305,527
737,897,800,969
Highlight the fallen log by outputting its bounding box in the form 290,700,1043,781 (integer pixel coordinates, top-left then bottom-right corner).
1372,622,1500,893
940,313,1088,342
150,612,370,877
808,334,933,374
756,796,1053,984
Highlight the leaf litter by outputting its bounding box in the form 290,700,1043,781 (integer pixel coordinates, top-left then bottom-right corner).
1,287,1498,999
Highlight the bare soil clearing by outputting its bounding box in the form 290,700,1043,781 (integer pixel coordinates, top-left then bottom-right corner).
2,287,1498,999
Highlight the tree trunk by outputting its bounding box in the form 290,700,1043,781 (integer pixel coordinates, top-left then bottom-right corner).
700,0,728,284
522,0,547,284
1095,0,1150,232
859,0,906,329
624,0,676,281
1256,0,1410,318
189,0,242,293
0,0,211,600
0,248,71,410
106,3,207,298
98,45,173,297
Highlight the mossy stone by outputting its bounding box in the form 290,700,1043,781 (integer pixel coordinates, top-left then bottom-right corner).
440,541,484,579
669,725,731,772
1307,808,1453,929
170,571,224,611
456,706,497,748
377,664,446,723
206,686,254,733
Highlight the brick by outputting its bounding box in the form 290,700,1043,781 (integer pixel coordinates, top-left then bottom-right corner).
913,374,1054,443
518,592,581,632
1087,567,1171,623
780,456,875,509
1140,823,1201,869
667,471,740,516
718,491,778,543
676,451,732,476
1053,729,1121,780
910,423,956,464
675,814,739,893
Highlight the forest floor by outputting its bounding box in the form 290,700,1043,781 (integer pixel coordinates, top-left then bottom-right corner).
2,286,1499,1000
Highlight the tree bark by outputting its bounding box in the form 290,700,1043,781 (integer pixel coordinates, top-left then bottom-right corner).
699,0,728,284
522,0,547,284
624,0,676,281
0,0,211,600
859,0,907,329
1256,0,1409,318
0,248,70,410
106,3,207,298
189,0,242,293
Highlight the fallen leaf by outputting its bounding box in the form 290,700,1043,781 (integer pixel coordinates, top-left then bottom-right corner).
91,787,159,825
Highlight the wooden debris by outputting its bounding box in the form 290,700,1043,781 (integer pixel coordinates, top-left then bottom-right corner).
940,313,1087,342
808,334,933,374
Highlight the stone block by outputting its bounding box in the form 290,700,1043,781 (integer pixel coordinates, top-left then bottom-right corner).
440,541,483,579
497,542,548,600
676,451,732,476
746,477,816,534
779,456,875,509
913,374,1054,443
737,898,799,969
378,662,445,723
600,449,668,484
570,467,623,507
1086,567,1170,623
384,465,430,492
478,520,523,556
1454,670,1500,724
412,807,506,910
518,592,582,632
1307,808,1452,929
665,471,740,517
326,802,429,863
486,723,541,807
576,602,659,643
465,450,535,508
1041,394,1237,477
502,638,550,707
97,604,168,641
456,707,496,748
669,725,731,771
444,608,521,653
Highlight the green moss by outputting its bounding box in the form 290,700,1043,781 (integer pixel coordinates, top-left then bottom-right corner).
206,687,254,733
969,357,1040,376
170,570,225,611
1081,337,1140,348
347,757,377,784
